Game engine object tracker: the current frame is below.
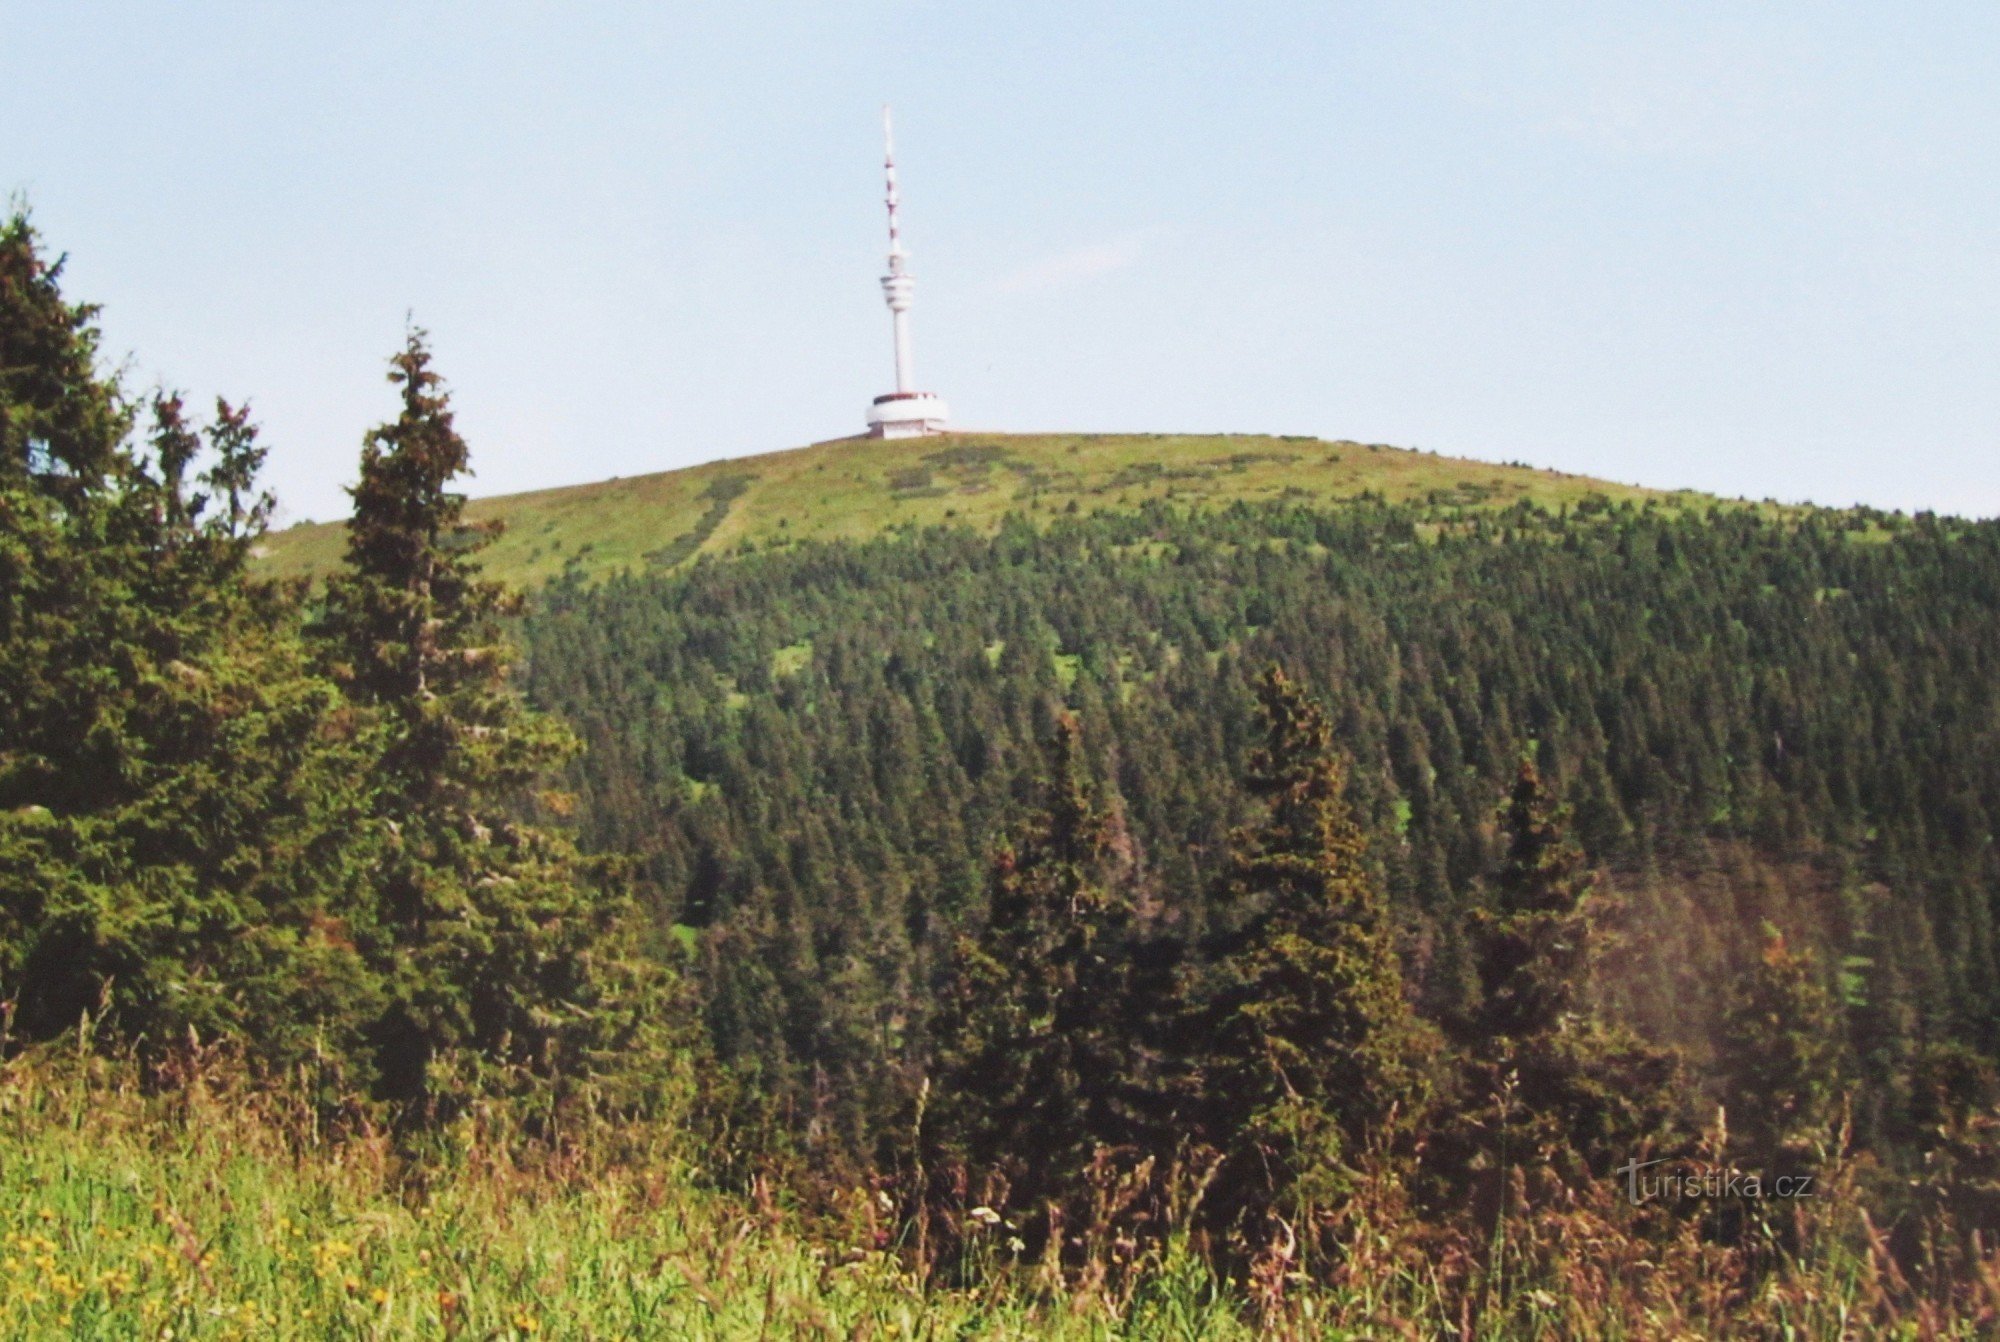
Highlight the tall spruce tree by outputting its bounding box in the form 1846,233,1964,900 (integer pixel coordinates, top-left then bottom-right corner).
1193,667,1437,1247
923,713,1161,1255
1431,762,1680,1203
0,210,377,1078
1465,761,1597,1046
315,329,668,1116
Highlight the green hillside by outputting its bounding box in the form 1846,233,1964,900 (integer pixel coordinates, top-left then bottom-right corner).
255,431,1701,585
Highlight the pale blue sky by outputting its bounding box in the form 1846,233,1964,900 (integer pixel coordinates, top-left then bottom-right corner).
6,2,1997,521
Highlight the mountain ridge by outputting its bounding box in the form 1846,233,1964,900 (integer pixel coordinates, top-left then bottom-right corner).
255,430,1743,587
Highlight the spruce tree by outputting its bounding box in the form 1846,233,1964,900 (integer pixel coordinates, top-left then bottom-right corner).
924,713,1159,1256
1433,762,1680,1203
0,210,376,1080
0,212,123,496
1469,760,1593,1045
1193,667,1437,1247
315,329,671,1116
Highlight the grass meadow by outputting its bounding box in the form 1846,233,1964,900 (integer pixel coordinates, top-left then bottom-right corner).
0,1037,1253,1340
253,432,1700,589
5,1034,1995,1339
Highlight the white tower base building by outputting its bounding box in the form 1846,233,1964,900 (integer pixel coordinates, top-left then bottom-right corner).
867,391,950,439
866,108,949,439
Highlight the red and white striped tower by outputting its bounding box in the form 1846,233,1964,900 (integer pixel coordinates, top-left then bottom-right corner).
866,107,950,438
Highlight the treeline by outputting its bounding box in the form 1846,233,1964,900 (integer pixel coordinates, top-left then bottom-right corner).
0,211,690,1125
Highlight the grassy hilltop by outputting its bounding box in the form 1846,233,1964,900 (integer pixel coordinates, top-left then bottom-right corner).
255,431,1699,586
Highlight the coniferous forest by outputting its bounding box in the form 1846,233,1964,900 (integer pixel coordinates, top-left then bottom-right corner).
6,208,2000,1336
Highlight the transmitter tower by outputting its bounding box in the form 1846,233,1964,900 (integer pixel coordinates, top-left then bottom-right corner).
866,107,949,438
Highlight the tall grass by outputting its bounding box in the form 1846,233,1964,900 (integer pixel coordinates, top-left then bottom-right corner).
0,1038,1249,1339
3,1036,1995,1338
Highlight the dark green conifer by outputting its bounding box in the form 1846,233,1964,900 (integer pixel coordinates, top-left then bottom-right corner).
1469,761,1594,1044
1434,762,1680,1203
924,713,1157,1255
315,329,673,1117
0,210,376,1083
1194,667,1438,1246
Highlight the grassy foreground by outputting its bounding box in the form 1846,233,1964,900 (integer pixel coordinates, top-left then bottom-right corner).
5,1040,1997,1339
0,1044,1256,1341
253,432,1706,588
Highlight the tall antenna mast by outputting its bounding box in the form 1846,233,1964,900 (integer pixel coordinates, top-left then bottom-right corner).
865,106,949,438
881,106,915,394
